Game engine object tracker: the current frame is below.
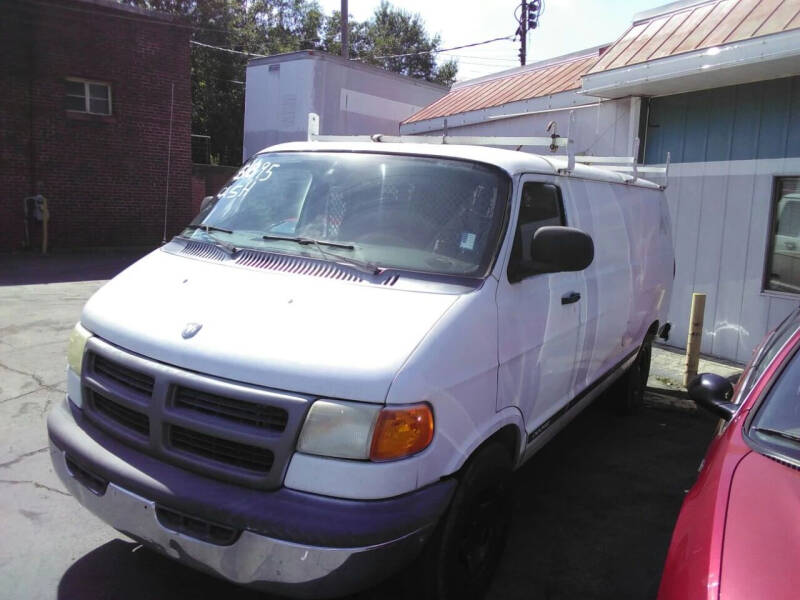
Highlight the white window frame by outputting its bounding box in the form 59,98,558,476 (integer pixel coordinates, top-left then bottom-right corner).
65,78,112,116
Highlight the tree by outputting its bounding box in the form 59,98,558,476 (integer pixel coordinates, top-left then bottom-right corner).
320,2,457,86
126,0,323,165
124,1,456,166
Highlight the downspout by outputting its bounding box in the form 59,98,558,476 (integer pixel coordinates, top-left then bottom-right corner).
27,9,36,197
627,96,641,159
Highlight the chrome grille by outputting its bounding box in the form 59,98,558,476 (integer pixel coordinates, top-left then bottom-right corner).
173,386,288,432
81,339,310,490
88,389,150,437
93,354,154,396
170,426,274,473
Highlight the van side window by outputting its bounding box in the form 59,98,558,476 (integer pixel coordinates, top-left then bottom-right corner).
508,182,565,282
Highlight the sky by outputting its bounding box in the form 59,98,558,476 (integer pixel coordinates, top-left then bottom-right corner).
316,0,673,82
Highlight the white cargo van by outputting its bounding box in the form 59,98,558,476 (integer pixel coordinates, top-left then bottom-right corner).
49,137,673,599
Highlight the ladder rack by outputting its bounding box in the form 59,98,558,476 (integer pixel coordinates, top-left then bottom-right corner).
573,138,671,189
307,113,569,152
306,112,670,189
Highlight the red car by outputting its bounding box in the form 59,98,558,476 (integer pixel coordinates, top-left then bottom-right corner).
658,307,800,600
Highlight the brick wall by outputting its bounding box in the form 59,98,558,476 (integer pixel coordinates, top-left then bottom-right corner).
0,0,192,251
191,164,238,214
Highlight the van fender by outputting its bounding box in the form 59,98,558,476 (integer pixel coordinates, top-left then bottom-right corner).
441,405,526,476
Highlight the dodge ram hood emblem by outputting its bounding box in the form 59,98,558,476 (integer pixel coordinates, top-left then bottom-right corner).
182,322,203,339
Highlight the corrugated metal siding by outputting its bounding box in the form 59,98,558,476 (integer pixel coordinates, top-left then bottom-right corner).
663,159,800,363
403,54,598,124
643,75,800,164
589,0,800,74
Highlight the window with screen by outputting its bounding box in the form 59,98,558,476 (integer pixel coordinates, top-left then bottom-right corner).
766,177,800,294
65,79,112,115
508,182,565,282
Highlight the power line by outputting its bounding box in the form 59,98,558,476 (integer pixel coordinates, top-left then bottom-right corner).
355,35,514,62
190,39,267,58
439,53,519,63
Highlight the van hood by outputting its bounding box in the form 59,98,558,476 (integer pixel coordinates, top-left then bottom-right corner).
81,249,460,402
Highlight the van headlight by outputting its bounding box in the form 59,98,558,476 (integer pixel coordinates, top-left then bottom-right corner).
67,323,93,375
297,400,434,461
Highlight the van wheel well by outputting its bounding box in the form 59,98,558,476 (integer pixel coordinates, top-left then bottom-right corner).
461,425,520,475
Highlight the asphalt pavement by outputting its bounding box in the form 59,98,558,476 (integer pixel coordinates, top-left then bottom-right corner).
0,251,732,600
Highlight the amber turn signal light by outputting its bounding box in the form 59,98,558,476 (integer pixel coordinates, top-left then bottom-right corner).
369,404,434,462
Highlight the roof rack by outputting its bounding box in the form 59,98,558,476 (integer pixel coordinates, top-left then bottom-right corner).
307,112,569,152
307,112,670,189
573,138,671,189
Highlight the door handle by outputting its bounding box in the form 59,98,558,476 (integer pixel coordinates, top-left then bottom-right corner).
561,291,581,305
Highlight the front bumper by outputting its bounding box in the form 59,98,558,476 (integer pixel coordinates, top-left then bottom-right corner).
48,399,455,598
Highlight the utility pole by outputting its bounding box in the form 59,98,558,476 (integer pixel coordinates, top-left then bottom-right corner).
517,0,542,67
341,0,349,58
518,0,527,66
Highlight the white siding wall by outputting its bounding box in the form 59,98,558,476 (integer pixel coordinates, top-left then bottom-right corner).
404,98,633,158
661,158,800,364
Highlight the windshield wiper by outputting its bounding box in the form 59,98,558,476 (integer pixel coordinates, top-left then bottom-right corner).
183,225,240,256
185,224,233,234
261,234,354,249
753,427,800,445
261,235,379,275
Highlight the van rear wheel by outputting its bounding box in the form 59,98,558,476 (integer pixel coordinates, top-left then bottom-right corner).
419,443,513,600
610,335,652,415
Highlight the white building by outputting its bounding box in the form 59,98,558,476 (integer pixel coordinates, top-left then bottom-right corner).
401,0,800,364
243,50,448,161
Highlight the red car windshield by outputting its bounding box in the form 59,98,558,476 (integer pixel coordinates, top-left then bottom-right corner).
748,320,800,462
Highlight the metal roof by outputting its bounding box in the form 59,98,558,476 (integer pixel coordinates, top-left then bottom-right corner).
403,50,600,124
258,141,662,189
589,0,800,74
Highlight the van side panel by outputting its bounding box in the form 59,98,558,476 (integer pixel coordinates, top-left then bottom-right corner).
565,180,673,392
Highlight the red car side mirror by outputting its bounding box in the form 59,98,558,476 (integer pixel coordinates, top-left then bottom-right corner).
688,373,736,420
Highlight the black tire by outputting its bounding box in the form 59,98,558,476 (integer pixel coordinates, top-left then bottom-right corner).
610,335,653,415
419,443,514,600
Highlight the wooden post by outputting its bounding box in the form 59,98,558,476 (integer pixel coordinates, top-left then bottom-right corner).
684,293,706,388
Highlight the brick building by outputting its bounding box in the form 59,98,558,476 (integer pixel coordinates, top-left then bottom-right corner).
1,0,192,251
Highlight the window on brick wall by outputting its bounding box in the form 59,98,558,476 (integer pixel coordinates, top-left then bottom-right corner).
65,78,112,115
766,177,800,294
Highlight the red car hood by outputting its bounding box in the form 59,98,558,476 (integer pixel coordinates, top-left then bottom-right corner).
721,450,800,599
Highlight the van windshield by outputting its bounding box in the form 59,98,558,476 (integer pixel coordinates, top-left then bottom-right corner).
185,152,510,277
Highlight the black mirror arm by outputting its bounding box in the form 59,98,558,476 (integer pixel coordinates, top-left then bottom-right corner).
702,398,737,421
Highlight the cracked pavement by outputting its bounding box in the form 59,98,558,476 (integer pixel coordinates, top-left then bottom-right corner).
0,277,117,599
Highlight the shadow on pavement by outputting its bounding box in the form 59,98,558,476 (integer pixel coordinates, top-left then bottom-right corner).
488,399,716,600
0,249,151,286
56,400,717,600
57,539,266,600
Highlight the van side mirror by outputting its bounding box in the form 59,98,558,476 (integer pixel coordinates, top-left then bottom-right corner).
687,373,736,420
529,226,594,274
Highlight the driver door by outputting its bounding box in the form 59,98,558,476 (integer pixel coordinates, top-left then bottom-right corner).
496,178,584,442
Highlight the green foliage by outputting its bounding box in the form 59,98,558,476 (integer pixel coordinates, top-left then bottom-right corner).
123,0,456,166
319,2,457,86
